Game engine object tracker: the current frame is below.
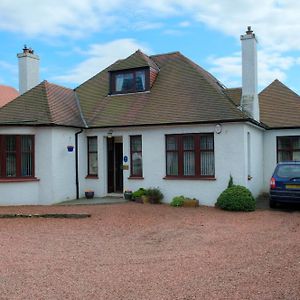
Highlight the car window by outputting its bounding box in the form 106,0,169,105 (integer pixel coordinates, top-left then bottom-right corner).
276,165,300,178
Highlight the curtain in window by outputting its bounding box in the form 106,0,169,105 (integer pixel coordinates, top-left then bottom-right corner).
136,71,145,91
277,136,300,162
200,135,214,176
121,73,134,91
130,136,142,176
166,136,178,176
21,136,33,176
6,136,16,177
183,136,195,176
115,74,124,92
88,137,98,175
132,152,142,175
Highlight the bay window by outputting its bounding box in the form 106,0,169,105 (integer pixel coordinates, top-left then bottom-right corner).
0,135,34,178
166,133,214,178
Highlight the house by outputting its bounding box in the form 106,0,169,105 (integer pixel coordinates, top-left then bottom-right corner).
0,27,299,206
0,85,19,108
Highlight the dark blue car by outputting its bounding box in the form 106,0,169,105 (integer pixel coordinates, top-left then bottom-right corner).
269,161,300,208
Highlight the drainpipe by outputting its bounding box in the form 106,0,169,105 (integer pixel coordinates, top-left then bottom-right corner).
75,129,83,199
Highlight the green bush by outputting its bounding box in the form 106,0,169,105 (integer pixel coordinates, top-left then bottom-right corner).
170,196,185,207
145,187,164,204
216,185,256,212
132,188,146,200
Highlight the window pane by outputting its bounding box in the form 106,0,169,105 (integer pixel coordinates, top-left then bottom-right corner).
166,136,177,151
200,135,214,150
21,136,32,151
278,151,290,162
292,137,300,149
88,137,98,175
115,74,124,92
6,136,16,177
201,152,214,176
167,152,178,176
21,136,33,177
122,73,134,92
131,136,142,152
88,137,97,152
88,153,98,175
132,152,142,176
278,137,291,150
184,151,195,175
293,151,300,161
183,136,194,150
136,71,145,91
21,152,32,176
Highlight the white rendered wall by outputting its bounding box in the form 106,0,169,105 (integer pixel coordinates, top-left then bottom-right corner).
243,124,264,197
82,123,254,206
263,129,300,191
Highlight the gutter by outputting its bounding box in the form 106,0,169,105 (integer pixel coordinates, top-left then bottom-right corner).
75,129,83,199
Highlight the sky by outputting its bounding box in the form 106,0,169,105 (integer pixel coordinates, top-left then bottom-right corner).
0,0,300,94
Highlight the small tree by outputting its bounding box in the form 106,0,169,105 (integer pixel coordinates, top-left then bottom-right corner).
227,174,234,188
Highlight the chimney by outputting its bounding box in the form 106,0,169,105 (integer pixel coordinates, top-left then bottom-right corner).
17,45,40,94
240,26,260,122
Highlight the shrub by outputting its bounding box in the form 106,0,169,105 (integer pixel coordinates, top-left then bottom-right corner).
132,188,146,200
227,174,234,188
170,196,185,207
145,187,164,204
216,185,256,212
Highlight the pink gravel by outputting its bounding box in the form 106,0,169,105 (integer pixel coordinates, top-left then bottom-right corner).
0,203,299,300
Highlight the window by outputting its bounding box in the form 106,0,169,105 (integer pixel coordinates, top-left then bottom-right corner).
0,135,34,178
110,68,149,94
87,137,98,176
130,135,143,177
166,134,214,178
277,136,300,162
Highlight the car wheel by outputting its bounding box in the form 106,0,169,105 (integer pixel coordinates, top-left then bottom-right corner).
269,199,276,209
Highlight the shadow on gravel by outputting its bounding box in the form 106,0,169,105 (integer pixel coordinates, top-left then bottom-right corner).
256,193,300,213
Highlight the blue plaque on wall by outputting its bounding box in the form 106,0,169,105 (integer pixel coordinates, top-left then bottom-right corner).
124,156,128,163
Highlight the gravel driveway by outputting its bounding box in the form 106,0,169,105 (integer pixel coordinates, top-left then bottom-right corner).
0,203,299,300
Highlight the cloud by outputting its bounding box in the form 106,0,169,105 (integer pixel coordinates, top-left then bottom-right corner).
0,0,121,38
208,50,297,89
1,0,300,54
178,21,191,28
53,39,151,85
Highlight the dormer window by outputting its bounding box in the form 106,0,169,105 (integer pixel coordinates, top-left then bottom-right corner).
110,68,149,95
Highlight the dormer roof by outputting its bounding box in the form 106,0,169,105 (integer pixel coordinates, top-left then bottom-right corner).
76,51,247,128
108,50,160,72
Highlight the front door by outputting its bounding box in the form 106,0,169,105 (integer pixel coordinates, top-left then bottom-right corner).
115,143,123,192
107,137,123,193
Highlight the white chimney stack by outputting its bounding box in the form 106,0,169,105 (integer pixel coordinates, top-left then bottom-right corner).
240,26,260,122
17,45,40,94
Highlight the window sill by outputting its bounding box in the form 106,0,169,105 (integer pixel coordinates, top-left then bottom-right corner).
163,176,216,181
0,177,40,183
128,176,144,180
85,175,99,179
108,90,150,97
